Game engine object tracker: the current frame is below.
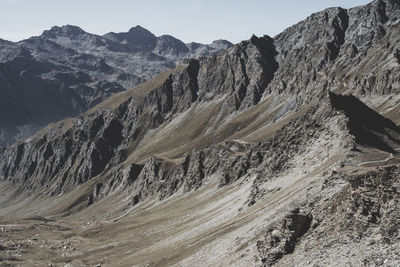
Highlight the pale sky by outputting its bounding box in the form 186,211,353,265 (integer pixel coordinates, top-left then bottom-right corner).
0,0,372,44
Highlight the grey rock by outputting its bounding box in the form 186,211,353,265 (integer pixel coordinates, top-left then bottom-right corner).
257,209,313,266
0,1,400,264
1,0,400,200
0,25,232,147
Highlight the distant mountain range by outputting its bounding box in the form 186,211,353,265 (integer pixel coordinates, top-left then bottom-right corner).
0,25,232,146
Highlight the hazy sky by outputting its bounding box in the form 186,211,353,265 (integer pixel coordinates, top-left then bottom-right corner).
1,0,372,44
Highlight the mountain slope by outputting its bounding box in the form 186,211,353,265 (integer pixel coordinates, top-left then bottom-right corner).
0,26,232,147
0,0,400,266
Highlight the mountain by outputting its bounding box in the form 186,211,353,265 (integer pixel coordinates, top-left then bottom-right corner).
0,25,233,147
1,0,400,266
103,25,158,52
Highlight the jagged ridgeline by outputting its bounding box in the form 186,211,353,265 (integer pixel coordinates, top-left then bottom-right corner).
0,26,232,147
0,0,400,266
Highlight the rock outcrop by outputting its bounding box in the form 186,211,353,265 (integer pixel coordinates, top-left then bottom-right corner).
257,209,313,266
1,0,400,204
1,1,400,265
0,26,232,146
0,34,276,196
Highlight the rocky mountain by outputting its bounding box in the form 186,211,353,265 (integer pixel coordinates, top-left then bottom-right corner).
1,0,400,266
0,26,232,147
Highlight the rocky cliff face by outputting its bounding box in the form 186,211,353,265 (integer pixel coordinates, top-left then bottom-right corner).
0,0,400,266
269,0,400,101
1,0,399,207
0,35,276,195
0,26,232,147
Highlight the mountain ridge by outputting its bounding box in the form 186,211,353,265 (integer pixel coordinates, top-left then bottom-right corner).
1,0,399,216
0,0,400,265
0,25,233,147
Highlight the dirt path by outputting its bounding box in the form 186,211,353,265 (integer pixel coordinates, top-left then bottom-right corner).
357,153,394,167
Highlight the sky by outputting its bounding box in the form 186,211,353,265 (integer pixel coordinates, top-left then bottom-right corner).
0,0,372,44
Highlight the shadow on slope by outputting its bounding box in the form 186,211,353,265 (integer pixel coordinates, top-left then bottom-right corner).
329,91,400,153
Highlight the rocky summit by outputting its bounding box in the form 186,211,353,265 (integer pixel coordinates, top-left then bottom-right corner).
0,25,232,147
1,0,400,266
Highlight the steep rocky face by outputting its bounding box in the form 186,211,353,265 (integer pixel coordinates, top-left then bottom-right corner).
1,0,400,203
269,0,400,103
0,47,126,146
0,26,232,147
154,35,190,57
102,25,157,52
0,39,29,61
4,0,398,149
257,209,313,266
40,25,120,52
187,39,233,57
329,91,400,152
195,35,278,112
0,58,86,145
0,34,277,195
1,1,400,265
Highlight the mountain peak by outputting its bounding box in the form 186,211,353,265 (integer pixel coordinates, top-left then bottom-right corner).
128,25,149,32
103,25,157,51
208,39,233,50
210,39,232,46
154,35,189,56
126,25,156,39
42,25,86,38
